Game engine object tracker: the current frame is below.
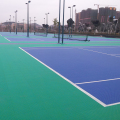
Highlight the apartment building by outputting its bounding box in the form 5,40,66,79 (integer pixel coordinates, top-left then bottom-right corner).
75,7,118,28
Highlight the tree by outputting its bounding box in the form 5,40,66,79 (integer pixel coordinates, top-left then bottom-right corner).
53,18,58,26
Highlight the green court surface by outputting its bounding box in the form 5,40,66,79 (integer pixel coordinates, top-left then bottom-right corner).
0,32,120,120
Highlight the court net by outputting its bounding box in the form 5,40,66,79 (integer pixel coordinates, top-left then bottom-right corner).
54,33,90,41
35,32,47,37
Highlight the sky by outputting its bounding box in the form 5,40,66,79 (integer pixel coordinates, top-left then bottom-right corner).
0,0,120,25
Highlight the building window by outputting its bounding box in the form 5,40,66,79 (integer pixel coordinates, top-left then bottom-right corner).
110,7,112,10
113,7,116,10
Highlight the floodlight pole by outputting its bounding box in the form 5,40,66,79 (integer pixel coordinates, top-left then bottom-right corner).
15,10,18,35
30,17,31,33
14,12,16,33
14,13,15,33
72,5,76,20
68,7,71,18
62,0,65,44
58,0,61,43
45,13,49,35
18,21,19,32
71,5,76,36
45,13,49,24
45,14,47,24
34,17,35,32
26,1,31,37
9,19,10,33
10,15,11,33
44,18,45,24
47,13,49,34
13,16,14,32
23,19,25,33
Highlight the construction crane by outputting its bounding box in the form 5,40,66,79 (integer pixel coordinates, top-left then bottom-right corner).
94,4,117,19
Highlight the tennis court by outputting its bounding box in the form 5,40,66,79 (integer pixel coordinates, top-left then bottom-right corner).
20,46,120,107
0,32,120,120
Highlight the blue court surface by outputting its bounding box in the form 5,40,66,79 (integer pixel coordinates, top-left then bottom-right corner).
21,46,120,107
1,32,120,42
5,36,120,42
7,38,48,41
89,37,120,41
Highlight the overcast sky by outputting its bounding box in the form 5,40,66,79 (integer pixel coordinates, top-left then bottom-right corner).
0,0,119,25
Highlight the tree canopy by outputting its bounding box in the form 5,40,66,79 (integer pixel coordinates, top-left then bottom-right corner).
53,18,59,26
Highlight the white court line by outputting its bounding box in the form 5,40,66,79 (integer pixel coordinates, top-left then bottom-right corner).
0,34,2,36
19,47,107,107
111,54,120,55
32,38,44,41
79,47,118,48
79,48,120,58
106,102,120,107
4,37,11,42
75,78,120,85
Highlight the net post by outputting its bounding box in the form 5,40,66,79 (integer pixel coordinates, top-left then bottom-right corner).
86,35,88,41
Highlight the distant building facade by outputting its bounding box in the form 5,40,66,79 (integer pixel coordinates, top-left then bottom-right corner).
116,11,120,19
75,12,81,29
75,8,97,27
75,7,120,28
99,7,116,23
80,8,97,24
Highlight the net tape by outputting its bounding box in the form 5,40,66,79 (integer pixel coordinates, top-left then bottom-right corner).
35,32,47,37
54,33,90,41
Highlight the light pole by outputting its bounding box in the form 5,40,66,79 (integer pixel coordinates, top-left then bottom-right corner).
13,16,14,32
72,5,76,20
62,0,65,44
23,19,25,33
45,14,47,24
6,20,8,32
45,13,49,25
10,15,11,33
68,7,71,36
18,21,19,32
58,0,61,43
94,4,99,20
15,10,18,34
34,17,36,32
14,12,16,33
30,17,31,33
68,5,76,37
68,7,71,18
45,13,49,35
9,19,10,33
44,18,45,24
72,5,76,36
26,1,31,37
47,13,49,25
